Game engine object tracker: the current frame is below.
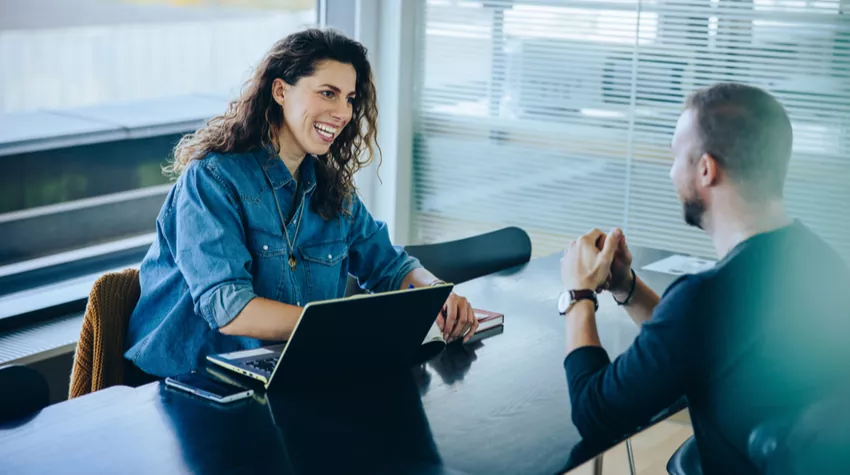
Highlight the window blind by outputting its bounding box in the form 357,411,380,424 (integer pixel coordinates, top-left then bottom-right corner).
411,0,850,261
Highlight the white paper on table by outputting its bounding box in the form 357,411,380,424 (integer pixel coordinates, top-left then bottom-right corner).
642,254,716,275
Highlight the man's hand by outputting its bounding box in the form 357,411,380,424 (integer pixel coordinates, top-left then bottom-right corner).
605,228,634,298
561,228,620,291
436,292,479,343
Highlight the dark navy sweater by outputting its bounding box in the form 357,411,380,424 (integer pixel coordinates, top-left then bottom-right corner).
565,222,850,475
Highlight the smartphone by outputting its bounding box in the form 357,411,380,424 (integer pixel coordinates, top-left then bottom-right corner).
165,372,254,403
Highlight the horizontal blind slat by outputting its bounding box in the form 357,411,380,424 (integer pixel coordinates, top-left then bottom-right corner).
412,0,850,260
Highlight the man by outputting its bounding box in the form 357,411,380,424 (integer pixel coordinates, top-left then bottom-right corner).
559,83,850,474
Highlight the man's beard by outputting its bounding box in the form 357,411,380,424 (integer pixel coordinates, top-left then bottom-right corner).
682,193,706,230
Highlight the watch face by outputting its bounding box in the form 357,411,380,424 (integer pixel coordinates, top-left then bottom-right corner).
558,291,571,314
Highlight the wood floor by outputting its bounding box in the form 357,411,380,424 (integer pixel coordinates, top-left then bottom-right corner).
567,410,694,475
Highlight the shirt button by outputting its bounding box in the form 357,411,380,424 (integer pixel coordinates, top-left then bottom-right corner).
297,301,301,306
328,254,333,259
263,245,269,251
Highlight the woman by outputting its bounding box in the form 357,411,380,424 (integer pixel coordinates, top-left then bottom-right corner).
125,28,478,378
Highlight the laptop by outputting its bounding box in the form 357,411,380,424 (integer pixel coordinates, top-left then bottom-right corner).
206,283,454,391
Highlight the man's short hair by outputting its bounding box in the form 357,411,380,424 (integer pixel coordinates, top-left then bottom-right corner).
685,83,793,200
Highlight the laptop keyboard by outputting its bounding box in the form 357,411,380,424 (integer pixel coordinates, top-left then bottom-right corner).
246,356,278,374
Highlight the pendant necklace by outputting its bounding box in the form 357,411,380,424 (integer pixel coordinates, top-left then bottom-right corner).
259,158,304,271
281,182,304,270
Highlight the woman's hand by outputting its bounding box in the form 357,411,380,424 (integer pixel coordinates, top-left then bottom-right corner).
437,292,479,343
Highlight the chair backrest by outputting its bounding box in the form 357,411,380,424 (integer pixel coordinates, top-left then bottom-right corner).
748,391,850,475
69,268,140,399
0,365,50,424
404,227,532,284
666,435,702,475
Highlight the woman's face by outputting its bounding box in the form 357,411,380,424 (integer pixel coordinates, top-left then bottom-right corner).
274,60,357,158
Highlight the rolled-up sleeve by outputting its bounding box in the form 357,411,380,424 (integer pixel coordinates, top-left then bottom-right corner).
173,161,257,330
346,195,422,293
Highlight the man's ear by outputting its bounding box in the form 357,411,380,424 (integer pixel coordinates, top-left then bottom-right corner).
271,78,286,107
698,153,720,188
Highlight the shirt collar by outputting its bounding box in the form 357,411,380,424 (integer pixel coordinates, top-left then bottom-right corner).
256,146,318,194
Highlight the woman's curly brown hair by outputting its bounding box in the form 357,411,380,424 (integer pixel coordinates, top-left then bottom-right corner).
164,28,379,220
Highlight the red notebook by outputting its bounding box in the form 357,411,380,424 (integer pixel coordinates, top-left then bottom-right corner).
473,308,504,332
417,308,504,360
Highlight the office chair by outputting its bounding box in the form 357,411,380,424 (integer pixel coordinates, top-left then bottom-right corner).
403,226,532,284
345,227,533,296
668,390,850,475
748,391,850,475
667,435,701,475
0,365,50,424
69,268,141,398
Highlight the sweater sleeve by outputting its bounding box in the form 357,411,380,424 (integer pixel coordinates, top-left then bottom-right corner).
564,275,706,442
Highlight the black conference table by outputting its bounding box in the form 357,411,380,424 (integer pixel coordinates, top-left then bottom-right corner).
0,247,682,475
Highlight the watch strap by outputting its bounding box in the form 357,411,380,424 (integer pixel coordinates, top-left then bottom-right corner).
562,289,599,314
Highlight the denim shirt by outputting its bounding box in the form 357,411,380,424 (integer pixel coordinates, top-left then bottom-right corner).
125,149,422,377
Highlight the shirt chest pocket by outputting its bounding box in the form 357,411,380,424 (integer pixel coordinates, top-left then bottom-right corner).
299,240,349,300
246,228,290,302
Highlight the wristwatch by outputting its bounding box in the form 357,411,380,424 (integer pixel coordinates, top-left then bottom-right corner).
558,289,599,315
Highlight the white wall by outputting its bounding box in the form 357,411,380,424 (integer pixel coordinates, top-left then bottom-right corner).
323,0,417,245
